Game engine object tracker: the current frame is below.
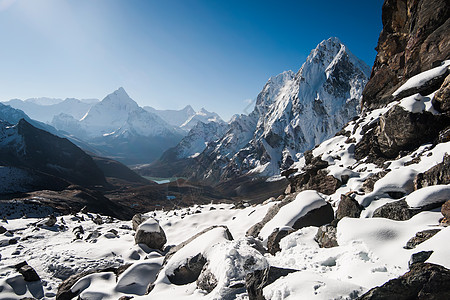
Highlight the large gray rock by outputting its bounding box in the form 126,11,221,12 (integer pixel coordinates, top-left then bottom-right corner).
373,199,420,221
134,218,166,251
409,251,434,268
357,263,450,300
377,105,446,158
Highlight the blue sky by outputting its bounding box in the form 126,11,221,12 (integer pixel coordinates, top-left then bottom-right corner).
0,0,383,120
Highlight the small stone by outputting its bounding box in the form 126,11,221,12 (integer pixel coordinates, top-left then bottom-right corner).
0,226,6,234
45,215,57,227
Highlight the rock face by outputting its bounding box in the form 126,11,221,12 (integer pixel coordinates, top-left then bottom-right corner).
433,74,450,114
362,0,450,110
377,105,447,158
134,218,167,251
358,263,450,300
288,153,342,195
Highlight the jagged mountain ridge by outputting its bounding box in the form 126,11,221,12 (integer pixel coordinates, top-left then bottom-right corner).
146,37,370,183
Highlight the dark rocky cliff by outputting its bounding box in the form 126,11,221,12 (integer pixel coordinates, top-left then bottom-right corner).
362,0,450,110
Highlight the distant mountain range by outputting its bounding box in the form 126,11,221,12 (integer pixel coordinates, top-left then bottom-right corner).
2,88,225,165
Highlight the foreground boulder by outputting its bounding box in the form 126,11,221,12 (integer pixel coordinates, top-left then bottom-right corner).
168,253,206,285
357,263,450,300
134,218,166,251
160,226,233,286
246,266,298,300
257,190,334,242
267,227,294,255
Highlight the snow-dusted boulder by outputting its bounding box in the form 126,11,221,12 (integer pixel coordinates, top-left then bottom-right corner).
405,185,450,208
134,218,166,251
259,190,333,242
155,226,232,287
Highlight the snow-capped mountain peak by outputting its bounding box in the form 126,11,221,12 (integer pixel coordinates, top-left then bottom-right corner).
178,37,370,182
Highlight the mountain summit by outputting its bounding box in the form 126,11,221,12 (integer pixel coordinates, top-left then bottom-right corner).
193,37,370,182
144,37,370,182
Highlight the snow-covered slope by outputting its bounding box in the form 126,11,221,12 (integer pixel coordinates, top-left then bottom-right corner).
185,38,370,183
3,97,98,123
51,88,184,164
144,105,196,128
170,121,229,159
180,108,225,131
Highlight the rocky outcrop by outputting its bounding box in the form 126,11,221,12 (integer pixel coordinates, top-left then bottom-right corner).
414,154,450,189
376,105,448,158
404,229,441,249
288,153,342,195
357,263,450,300
362,0,450,110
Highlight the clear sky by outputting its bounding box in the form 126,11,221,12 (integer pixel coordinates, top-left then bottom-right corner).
0,0,383,121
